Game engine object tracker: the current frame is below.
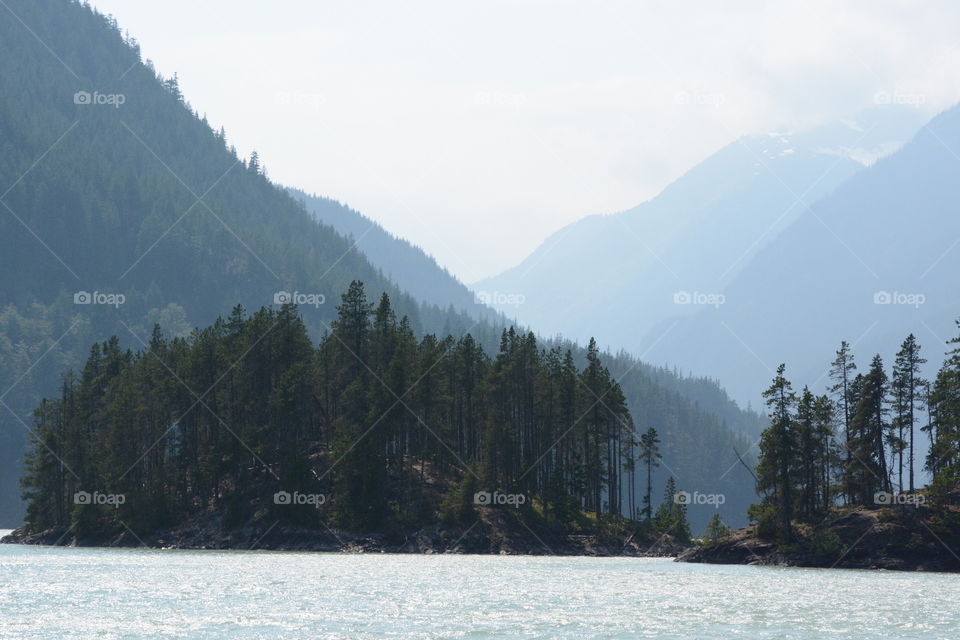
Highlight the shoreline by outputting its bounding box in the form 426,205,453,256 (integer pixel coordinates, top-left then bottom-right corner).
0,511,686,558
676,506,960,573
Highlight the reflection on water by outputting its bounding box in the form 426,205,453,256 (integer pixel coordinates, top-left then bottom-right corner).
0,543,956,639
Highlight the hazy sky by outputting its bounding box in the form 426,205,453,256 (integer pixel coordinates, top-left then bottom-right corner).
90,0,960,283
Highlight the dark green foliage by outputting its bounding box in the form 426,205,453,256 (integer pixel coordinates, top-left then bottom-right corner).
892,334,927,493
438,473,478,526
638,427,661,521
756,364,798,539
844,357,891,504
753,366,840,541
20,283,644,536
927,321,960,491
0,0,501,524
703,513,730,545
829,341,857,502
0,0,762,534
653,476,691,542
747,503,778,540
749,327,960,542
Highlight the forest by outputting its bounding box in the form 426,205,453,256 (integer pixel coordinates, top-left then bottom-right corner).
752,328,960,539
20,281,695,542
0,0,761,530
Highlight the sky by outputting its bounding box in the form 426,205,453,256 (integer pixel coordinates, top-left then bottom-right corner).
89,0,960,283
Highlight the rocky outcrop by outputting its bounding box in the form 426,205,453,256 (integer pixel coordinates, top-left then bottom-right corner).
677,505,960,572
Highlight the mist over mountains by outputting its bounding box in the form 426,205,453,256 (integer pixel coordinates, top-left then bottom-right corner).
476,105,946,406
644,104,960,405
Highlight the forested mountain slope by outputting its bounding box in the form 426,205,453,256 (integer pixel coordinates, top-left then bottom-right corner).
0,0,761,531
0,0,498,525
287,188,495,322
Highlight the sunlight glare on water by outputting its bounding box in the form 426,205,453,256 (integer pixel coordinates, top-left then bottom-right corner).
1,542,957,639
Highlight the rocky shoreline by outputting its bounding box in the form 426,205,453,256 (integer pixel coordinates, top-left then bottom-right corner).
1,508,686,557
676,506,960,572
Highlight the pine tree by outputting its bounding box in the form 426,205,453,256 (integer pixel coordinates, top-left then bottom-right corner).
927,322,960,492
812,394,837,511
757,364,797,538
639,427,661,521
844,356,890,504
795,388,819,520
893,334,927,492
829,342,857,503
704,512,730,545
653,476,690,542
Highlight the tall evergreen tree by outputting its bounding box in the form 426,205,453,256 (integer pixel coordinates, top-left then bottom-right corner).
639,427,661,521
893,334,927,492
757,364,797,538
829,342,857,503
844,356,890,503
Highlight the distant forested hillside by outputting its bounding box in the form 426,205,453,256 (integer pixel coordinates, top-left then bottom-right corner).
288,188,493,321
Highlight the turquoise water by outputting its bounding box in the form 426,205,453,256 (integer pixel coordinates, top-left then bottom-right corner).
1,534,957,639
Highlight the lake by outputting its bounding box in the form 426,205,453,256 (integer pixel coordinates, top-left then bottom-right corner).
1,533,957,639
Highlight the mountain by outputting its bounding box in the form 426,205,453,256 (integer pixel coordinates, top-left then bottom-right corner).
475,108,927,357
0,0,762,531
0,0,500,526
642,104,960,406
287,188,494,321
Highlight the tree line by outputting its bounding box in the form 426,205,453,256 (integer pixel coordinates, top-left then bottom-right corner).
21,281,693,540
754,326,960,538
0,0,760,532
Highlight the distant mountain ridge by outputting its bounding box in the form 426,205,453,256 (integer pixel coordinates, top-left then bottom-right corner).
473,109,922,362
475,106,929,393
643,103,960,405
287,187,496,322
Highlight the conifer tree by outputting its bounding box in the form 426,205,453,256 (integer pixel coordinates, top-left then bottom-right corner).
639,427,661,521
757,364,797,538
829,342,857,503
893,334,927,492
653,476,691,542
844,356,890,504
